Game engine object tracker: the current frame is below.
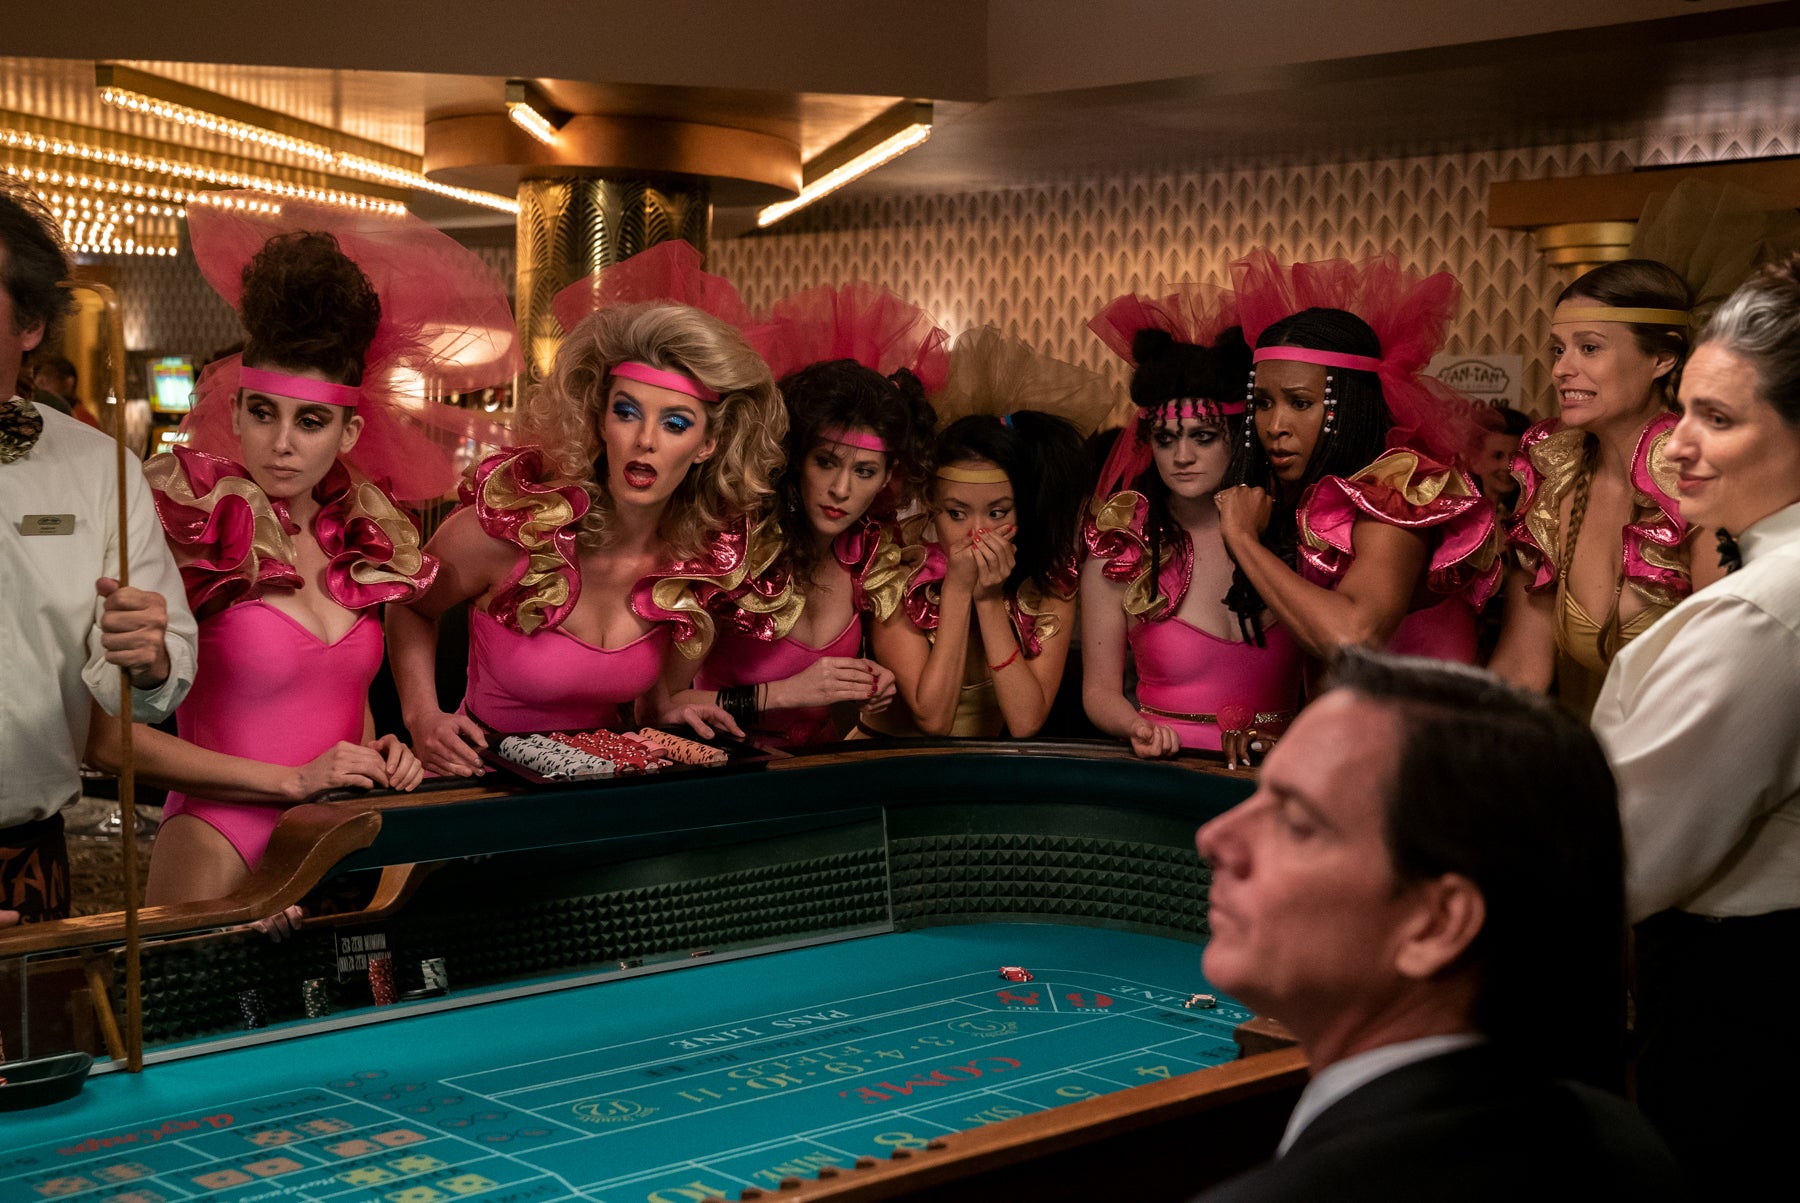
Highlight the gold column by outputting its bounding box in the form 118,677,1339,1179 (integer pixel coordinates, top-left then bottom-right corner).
514,175,711,386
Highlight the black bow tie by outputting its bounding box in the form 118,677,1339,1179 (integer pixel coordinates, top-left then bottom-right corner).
1716,528,1743,574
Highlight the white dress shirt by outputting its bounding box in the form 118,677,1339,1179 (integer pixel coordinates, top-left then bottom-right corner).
1,401,198,826
1593,499,1800,923
1278,1033,1485,1155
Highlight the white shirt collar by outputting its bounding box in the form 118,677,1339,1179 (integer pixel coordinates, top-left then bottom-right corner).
1737,499,1800,563
1277,1033,1485,1156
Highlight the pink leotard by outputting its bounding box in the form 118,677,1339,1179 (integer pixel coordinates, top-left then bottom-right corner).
1085,490,1304,753
1128,617,1305,752
698,614,861,747
147,446,437,874
464,607,668,733
163,605,382,871
1386,595,1479,663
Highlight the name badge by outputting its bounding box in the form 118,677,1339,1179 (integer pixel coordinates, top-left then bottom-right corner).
18,514,76,535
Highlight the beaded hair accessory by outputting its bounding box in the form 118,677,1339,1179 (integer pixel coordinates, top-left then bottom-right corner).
1241,365,1339,441
1243,369,1258,451
1246,346,1371,447
1154,396,1244,425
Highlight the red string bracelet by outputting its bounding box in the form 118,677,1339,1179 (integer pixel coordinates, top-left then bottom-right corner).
987,647,1020,672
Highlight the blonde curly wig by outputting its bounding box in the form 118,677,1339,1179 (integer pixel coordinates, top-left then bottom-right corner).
523,301,786,557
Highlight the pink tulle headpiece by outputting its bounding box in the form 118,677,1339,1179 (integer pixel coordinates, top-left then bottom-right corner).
550,240,752,335
1232,250,1484,469
612,360,719,404
1088,283,1241,364
1090,283,1244,495
182,192,522,502
239,366,362,409
747,281,950,394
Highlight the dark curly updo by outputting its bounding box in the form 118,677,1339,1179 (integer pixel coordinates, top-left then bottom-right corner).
1126,325,1261,639
776,358,937,582
239,231,381,387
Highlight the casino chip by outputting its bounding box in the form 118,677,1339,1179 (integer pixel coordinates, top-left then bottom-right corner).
1185,993,1218,1009
237,988,268,1030
368,951,397,1006
420,957,449,992
636,727,728,766
551,730,671,773
998,966,1033,982
301,978,333,1019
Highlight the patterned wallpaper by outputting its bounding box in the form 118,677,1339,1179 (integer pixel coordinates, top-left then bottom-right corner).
95,116,1800,417
713,119,1800,418
104,246,242,358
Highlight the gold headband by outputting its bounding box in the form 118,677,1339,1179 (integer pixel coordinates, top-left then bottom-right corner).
935,465,1011,484
1553,304,1690,328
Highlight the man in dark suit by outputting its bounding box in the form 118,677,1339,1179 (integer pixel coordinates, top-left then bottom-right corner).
1192,650,1681,1201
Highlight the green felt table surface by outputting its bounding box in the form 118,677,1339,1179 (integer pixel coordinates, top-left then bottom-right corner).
1,922,1248,1203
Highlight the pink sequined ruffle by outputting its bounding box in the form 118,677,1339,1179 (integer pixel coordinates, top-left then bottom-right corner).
1299,449,1503,606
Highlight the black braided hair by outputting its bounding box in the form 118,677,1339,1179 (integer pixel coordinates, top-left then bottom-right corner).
1227,307,1391,622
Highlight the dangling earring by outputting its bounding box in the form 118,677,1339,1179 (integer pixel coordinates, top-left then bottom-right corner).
1322,372,1337,436
1243,369,1258,451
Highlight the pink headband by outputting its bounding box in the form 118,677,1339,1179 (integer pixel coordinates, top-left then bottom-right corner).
1153,397,1245,423
820,426,888,454
612,360,720,403
1252,346,1383,373
239,366,362,409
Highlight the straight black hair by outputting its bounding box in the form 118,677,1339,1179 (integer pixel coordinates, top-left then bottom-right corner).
935,411,1092,595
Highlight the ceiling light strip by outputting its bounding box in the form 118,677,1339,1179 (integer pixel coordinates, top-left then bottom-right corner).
1,161,274,216
100,86,339,166
757,121,931,228
506,101,560,146
0,127,405,215
98,84,518,214
41,188,184,219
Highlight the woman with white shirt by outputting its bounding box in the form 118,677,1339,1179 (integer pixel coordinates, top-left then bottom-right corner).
1591,254,1800,1195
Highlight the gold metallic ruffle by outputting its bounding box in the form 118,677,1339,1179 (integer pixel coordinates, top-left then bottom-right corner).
858,523,918,624
1089,491,1165,619
1518,426,1588,580
345,480,428,595
144,451,294,574
478,460,578,635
